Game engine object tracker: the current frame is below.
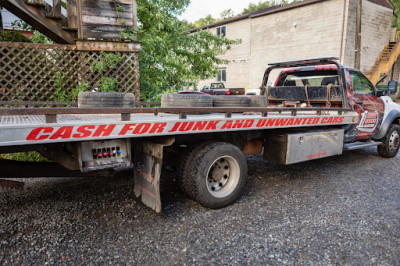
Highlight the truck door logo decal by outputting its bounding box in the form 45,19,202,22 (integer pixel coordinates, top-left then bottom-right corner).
357,111,378,133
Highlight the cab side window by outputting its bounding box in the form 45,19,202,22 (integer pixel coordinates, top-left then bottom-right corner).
349,71,375,95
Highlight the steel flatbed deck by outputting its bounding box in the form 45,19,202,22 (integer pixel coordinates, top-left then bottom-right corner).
0,106,358,147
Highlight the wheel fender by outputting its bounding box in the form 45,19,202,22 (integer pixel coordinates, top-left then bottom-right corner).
374,110,400,140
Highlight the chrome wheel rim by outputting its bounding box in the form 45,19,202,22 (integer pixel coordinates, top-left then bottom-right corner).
206,156,240,198
389,130,400,153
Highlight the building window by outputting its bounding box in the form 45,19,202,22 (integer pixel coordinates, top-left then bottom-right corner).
216,26,226,37
217,68,226,82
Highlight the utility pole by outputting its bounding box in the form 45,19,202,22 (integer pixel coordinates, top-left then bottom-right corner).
355,0,362,69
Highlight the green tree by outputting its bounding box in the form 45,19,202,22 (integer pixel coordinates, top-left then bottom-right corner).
191,14,219,28
136,0,240,101
241,0,278,14
190,0,304,28
220,9,236,19
241,0,302,15
393,0,400,30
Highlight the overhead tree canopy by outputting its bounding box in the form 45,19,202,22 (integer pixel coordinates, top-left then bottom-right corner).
190,0,303,28
220,9,236,19
136,0,240,100
240,0,283,14
191,15,219,28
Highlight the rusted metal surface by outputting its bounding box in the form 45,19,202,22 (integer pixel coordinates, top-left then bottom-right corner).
0,42,140,102
0,101,159,107
261,58,350,109
45,114,57,123
133,137,175,213
241,139,263,155
121,113,131,121
0,106,352,116
0,101,78,106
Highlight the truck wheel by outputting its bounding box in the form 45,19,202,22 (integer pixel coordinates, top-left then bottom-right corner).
78,92,135,108
177,142,214,197
161,93,213,107
247,95,268,107
183,142,247,209
212,95,251,107
378,124,400,158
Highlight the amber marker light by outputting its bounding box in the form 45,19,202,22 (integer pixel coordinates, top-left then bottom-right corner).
352,117,356,122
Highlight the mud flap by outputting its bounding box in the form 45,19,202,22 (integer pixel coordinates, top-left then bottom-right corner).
133,137,175,213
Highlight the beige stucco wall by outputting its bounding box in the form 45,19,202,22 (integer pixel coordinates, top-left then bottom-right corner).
342,0,356,67
360,0,394,73
249,0,344,88
343,0,394,74
197,19,252,90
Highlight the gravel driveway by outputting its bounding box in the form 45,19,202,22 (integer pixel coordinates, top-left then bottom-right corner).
0,147,399,265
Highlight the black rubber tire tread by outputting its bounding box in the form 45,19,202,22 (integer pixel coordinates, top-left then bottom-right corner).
176,141,215,197
78,92,135,108
378,124,400,158
247,95,268,107
212,95,251,107
183,142,247,209
161,93,213,107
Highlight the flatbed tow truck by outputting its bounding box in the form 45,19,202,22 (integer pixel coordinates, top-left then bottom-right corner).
0,57,399,213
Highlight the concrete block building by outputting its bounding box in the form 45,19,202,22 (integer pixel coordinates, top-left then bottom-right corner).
189,0,399,90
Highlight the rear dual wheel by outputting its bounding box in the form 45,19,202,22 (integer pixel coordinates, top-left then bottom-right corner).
180,142,247,209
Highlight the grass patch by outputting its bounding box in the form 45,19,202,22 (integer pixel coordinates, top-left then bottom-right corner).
0,152,51,162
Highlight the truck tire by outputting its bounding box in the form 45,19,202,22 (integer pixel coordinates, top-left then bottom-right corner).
183,142,247,209
161,93,213,107
247,95,268,107
177,141,214,196
378,124,400,158
78,92,135,108
212,95,251,107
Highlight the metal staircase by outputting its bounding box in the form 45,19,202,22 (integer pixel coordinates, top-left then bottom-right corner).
366,31,400,85
0,0,77,44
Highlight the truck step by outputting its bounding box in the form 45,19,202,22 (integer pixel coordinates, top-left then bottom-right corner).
343,141,381,151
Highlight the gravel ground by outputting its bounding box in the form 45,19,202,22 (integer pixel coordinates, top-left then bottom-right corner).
0,147,399,265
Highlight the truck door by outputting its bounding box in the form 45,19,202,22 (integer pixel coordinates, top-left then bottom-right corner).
347,70,385,141
209,83,218,95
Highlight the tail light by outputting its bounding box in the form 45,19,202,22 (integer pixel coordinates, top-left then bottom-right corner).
227,89,231,95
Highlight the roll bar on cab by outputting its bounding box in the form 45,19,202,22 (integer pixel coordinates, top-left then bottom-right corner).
261,57,349,109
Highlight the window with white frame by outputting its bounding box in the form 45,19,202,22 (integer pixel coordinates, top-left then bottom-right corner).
216,26,226,37
217,68,226,82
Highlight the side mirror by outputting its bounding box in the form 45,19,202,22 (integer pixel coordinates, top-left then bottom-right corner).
388,80,398,94
376,90,387,97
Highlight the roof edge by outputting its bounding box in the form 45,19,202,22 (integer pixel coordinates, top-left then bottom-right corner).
250,0,328,19
186,14,249,34
187,0,328,33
